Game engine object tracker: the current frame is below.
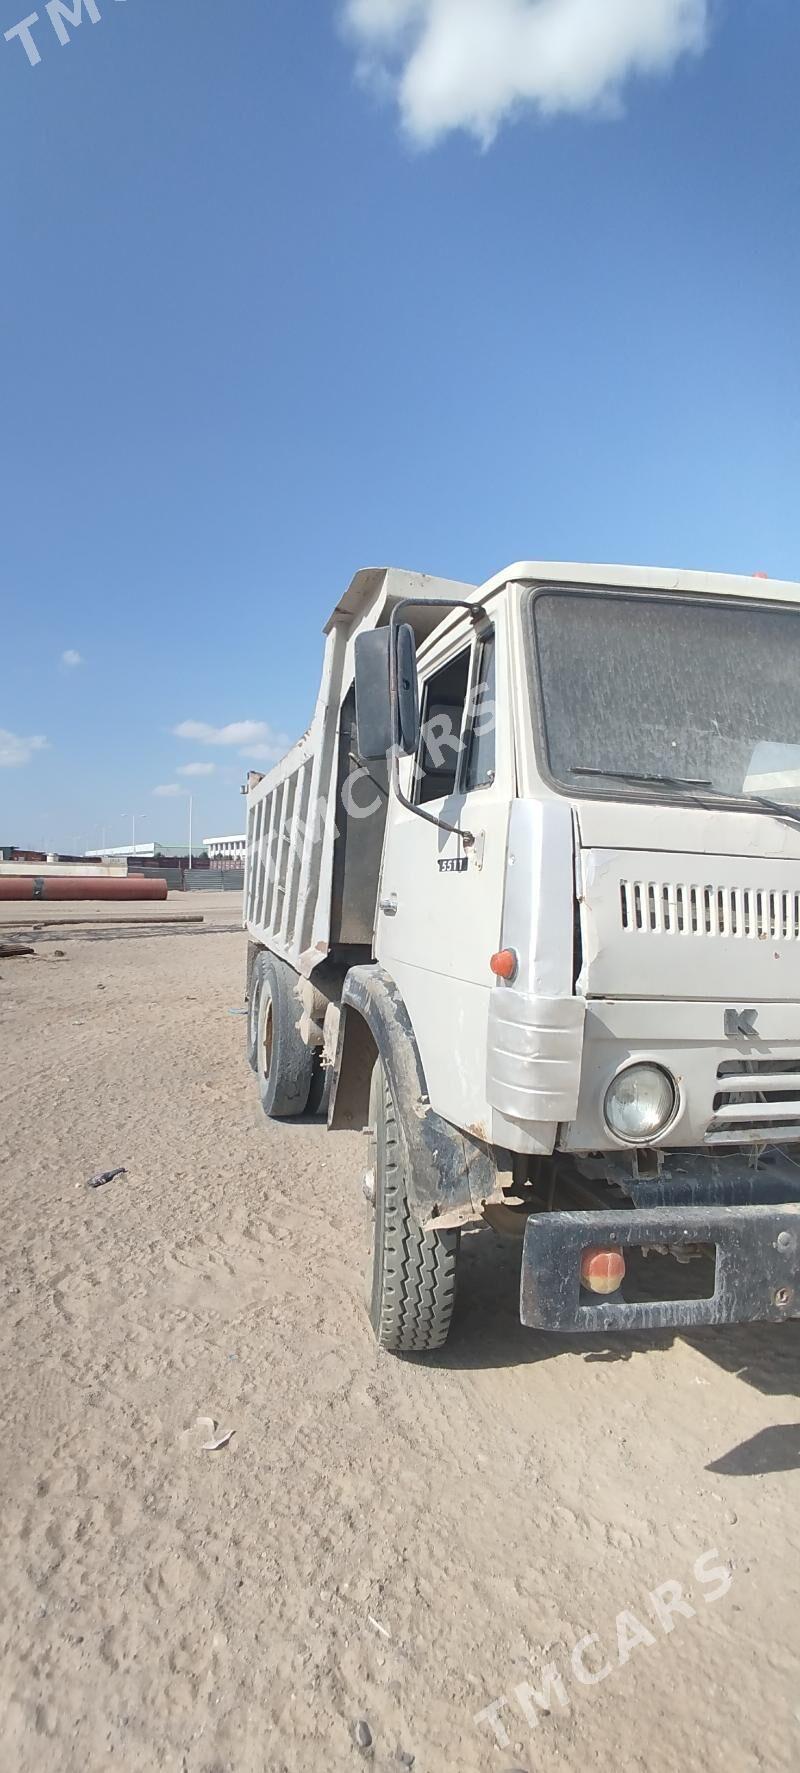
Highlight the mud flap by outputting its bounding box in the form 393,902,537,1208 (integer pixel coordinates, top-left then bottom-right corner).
520,1203,800,1333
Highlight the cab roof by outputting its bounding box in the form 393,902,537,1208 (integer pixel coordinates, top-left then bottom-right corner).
476,560,800,605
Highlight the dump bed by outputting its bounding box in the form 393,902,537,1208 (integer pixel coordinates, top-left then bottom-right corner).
243,567,474,977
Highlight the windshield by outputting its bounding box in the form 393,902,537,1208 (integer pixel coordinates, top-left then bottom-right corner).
531,588,800,807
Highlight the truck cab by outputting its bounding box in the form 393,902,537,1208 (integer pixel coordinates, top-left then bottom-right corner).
244,562,800,1353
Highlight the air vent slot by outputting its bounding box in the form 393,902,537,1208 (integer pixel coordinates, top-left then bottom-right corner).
706,1057,800,1145
620,881,800,940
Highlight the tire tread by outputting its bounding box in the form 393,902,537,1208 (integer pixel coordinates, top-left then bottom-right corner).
371,1067,458,1354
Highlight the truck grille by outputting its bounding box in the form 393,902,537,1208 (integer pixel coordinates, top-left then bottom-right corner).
620,880,800,941
706,1058,800,1146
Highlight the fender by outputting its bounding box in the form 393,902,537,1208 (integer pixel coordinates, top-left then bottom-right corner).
328,963,496,1228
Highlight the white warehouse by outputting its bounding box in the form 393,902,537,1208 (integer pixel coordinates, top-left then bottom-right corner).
203,833,247,864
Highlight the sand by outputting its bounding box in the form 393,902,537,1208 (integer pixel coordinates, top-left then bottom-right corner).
1,892,798,1771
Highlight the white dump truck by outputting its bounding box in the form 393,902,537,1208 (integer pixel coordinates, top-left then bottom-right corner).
243,561,800,1352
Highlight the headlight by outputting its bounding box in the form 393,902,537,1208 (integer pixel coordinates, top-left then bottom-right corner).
603,1064,677,1143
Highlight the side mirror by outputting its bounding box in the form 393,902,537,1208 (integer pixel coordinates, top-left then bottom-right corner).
354,623,420,762
395,621,420,756
354,629,393,761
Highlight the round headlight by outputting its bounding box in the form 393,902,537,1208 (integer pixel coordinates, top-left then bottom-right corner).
603,1064,677,1143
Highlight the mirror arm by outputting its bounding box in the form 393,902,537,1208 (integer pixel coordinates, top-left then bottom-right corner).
388,598,487,851
347,752,388,801
392,756,472,846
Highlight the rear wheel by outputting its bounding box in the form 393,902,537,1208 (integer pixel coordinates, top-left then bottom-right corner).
364,1059,459,1353
256,954,315,1118
246,954,263,1073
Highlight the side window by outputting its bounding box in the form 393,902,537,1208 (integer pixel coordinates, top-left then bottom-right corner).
464,635,496,791
415,649,471,804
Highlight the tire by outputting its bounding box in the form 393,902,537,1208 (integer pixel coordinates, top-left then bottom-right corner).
256,953,315,1118
364,1059,459,1354
246,953,263,1073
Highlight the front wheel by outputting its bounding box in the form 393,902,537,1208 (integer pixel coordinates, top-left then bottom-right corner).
364,1059,459,1354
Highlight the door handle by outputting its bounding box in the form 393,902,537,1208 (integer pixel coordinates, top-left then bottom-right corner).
380,893,398,916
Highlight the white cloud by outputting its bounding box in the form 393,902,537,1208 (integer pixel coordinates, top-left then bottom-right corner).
153,783,182,798
173,718,289,763
177,761,216,777
343,0,710,143
61,648,83,668
0,729,49,767
174,719,269,747
245,741,288,764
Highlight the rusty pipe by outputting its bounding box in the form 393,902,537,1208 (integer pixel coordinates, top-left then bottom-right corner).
0,876,169,901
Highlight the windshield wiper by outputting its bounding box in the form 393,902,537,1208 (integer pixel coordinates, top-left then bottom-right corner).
571,767,713,789
571,767,800,831
742,793,800,831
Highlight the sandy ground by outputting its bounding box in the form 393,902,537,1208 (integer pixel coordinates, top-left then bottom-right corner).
1,892,799,1772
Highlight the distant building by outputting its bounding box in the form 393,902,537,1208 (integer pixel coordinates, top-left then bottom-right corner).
203,833,246,865
86,843,161,859
85,842,206,860
0,847,121,879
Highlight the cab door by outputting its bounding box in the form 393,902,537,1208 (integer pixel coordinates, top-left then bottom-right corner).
375,615,512,1135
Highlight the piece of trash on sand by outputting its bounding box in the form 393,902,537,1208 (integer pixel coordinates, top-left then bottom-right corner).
227,1007,248,1017
352,1718,373,1753
0,942,35,959
195,1416,235,1452
367,1615,391,1640
87,1167,127,1190
202,1429,235,1452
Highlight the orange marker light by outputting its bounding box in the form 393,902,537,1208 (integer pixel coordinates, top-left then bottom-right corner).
580,1247,626,1294
490,948,518,981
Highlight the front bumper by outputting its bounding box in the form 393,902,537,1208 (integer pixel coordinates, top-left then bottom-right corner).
520,1202,800,1332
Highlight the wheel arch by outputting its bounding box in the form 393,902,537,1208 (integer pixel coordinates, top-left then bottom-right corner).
328,963,495,1228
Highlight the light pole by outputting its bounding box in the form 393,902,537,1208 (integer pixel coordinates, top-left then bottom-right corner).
188,794,193,870
125,813,146,854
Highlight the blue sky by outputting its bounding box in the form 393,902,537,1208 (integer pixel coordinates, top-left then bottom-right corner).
1,0,798,852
